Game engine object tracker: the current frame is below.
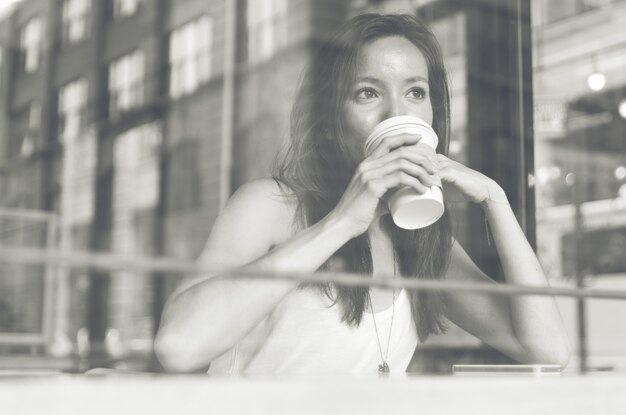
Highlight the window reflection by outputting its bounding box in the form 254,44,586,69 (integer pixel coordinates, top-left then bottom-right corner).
0,0,624,376
112,0,145,21
108,50,145,118
169,16,213,99
19,16,43,74
247,0,288,63
533,0,626,372
61,0,91,47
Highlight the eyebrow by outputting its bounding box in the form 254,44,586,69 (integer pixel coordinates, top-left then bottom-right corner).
354,76,429,84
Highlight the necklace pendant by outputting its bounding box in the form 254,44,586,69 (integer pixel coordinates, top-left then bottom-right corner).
378,362,390,374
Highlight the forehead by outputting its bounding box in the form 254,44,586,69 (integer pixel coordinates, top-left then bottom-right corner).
355,36,428,80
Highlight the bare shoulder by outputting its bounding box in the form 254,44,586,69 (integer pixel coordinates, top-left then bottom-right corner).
230,178,296,213
198,179,298,267
227,178,298,234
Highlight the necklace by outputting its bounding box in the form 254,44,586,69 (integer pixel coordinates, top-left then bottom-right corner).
368,253,397,374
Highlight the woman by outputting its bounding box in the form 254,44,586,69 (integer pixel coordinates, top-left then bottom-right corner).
155,13,570,374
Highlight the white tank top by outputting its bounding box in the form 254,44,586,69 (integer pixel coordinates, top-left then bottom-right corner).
208,287,418,376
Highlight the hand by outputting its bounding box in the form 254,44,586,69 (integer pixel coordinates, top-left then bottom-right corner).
329,133,440,237
436,154,508,207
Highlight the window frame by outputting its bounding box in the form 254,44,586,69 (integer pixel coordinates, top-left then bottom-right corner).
19,16,44,74
112,0,145,21
246,0,288,64
107,49,146,119
168,15,213,99
60,0,92,47
57,78,88,142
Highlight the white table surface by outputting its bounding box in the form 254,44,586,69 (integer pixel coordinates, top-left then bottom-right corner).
2,372,625,415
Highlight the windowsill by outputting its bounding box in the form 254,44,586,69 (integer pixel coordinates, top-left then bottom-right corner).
166,76,223,105
16,69,42,79
110,5,146,25
59,38,91,51
107,105,149,124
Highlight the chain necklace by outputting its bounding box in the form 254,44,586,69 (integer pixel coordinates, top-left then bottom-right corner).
367,253,397,375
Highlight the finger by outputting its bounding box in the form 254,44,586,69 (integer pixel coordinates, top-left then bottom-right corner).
431,173,443,188
371,146,438,174
376,172,429,195
369,159,439,188
416,143,438,159
432,163,454,187
368,133,421,159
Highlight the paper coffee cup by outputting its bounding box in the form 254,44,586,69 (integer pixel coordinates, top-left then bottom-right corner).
364,115,444,230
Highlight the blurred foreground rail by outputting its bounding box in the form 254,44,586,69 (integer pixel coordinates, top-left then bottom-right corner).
2,245,626,301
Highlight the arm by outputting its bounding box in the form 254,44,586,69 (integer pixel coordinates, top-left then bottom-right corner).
155,179,355,372
481,184,570,365
437,155,571,366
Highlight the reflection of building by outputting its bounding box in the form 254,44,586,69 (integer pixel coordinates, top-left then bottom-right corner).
1,0,621,372
532,0,626,371
0,0,234,365
533,0,626,208
0,0,538,369
0,0,357,366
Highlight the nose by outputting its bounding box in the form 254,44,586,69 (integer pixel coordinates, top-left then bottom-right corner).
382,95,408,119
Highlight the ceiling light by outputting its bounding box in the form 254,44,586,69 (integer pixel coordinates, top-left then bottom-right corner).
587,54,606,92
619,99,626,119
587,72,606,91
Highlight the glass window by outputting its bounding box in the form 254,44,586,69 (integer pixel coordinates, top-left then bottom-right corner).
4,0,626,382
113,0,145,20
247,0,287,63
113,122,162,214
58,78,88,141
532,0,626,372
109,122,162,358
20,17,43,74
8,101,41,159
536,0,614,24
169,15,212,99
61,0,91,46
57,79,91,230
60,128,96,227
0,209,56,348
108,50,145,118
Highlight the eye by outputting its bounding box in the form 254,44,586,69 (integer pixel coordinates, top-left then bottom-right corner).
355,87,378,100
408,87,427,100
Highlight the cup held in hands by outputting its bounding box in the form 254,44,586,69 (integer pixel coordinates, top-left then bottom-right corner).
364,116,444,230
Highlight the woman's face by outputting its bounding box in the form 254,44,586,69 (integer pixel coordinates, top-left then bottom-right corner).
342,36,433,161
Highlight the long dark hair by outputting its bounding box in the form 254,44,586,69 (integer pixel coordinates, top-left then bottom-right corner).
274,13,453,342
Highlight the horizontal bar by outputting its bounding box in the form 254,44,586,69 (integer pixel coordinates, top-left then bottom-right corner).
0,208,57,221
1,245,626,300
